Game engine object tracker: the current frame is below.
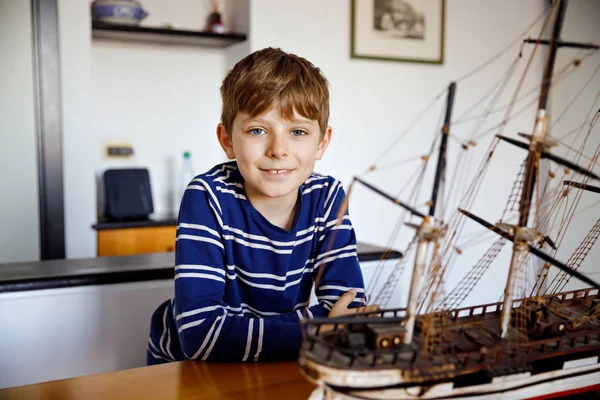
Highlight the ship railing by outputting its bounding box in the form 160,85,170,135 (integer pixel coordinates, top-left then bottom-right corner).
447,287,598,320
518,329,600,357
302,307,407,328
545,287,598,304
449,302,503,320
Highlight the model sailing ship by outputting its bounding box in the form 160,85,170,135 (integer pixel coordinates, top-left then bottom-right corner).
299,1,600,398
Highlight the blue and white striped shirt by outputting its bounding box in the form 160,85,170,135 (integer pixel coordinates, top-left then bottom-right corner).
147,161,366,363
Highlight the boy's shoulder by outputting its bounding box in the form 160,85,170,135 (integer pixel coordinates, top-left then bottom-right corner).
301,171,347,211
302,171,339,192
184,161,245,205
193,161,241,188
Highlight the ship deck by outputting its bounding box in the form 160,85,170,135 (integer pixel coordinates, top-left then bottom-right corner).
300,288,600,383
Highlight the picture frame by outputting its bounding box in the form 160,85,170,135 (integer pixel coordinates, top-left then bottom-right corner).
351,0,445,64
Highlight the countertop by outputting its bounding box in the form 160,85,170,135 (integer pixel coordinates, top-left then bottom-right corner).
0,242,402,293
92,216,177,230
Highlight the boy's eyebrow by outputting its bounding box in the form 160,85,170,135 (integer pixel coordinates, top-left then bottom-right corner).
241,116,315,125
289,117,314,124
240,116,267,124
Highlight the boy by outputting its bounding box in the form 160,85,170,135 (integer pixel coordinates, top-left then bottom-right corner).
147,47,379,364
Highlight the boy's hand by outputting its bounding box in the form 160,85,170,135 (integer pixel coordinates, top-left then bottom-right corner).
317,290,381,333
328,289,381,318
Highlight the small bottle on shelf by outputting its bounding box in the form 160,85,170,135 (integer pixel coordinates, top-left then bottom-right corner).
179,151,195,209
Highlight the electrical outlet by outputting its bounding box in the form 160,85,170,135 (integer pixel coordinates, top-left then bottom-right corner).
104,142,134,159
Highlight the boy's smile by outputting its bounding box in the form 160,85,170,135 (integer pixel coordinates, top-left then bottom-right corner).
217,106,332,222
260,169,293,178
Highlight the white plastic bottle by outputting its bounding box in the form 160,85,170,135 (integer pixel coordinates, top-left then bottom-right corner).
179,151,195,208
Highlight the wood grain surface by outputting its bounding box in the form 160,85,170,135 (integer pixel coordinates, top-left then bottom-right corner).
0,361,317,400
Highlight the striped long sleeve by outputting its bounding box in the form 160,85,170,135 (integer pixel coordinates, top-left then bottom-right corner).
310,180,366,316
174,181,303,362
147,162,366,364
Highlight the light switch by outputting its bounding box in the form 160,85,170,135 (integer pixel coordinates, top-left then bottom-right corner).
104,142,134,159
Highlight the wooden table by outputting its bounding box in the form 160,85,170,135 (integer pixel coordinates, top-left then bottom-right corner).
3,361,599,400
0,361,317,400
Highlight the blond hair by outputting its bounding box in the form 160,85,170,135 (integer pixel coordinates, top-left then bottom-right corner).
220,47,330,137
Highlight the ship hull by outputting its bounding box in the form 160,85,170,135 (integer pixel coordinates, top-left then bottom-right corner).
304,360,600,399
299,288,600,399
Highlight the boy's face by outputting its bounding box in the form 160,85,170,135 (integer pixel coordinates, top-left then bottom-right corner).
217,107,332,205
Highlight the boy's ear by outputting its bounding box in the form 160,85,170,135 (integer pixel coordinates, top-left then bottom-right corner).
217,123,236,160
315,126,332,160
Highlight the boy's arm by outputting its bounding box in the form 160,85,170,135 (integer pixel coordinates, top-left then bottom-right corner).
173,181,303,362
310,180,367,313
258,181,366,324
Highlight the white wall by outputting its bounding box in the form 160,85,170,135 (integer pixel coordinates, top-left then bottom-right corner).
223,0,252,71
248,0,548,307
0,0,40,263
547,0,600,292
59,0,95,260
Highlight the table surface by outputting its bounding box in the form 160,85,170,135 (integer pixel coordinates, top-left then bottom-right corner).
0,361,316,400
2,360,598,400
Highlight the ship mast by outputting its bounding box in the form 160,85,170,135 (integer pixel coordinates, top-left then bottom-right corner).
458,0,600,338
499,0,566,338
430,83,456,218
404,82,456,345
455,0,600,337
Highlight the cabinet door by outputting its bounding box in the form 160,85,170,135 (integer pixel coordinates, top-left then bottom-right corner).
97,226,176,256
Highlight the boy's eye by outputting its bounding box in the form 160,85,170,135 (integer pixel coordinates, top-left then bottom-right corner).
291,129,307,137
249,128,265,136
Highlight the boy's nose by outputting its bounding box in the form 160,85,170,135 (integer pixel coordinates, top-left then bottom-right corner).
268,136,289,159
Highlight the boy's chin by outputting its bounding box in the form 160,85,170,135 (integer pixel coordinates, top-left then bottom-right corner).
255,184,299,201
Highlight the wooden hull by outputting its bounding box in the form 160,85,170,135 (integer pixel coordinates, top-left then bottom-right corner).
299,288,600,398
304,360,600,399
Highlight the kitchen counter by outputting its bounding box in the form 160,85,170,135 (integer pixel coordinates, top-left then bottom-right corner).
0,242,402,293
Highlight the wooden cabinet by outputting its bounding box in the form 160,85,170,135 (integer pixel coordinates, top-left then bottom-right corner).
93,218,177,257
97,226,176,257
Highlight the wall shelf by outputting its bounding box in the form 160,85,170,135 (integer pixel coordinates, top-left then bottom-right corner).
91,22,247,48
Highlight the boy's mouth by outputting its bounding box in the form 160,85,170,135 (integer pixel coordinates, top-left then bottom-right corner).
259,168,295,177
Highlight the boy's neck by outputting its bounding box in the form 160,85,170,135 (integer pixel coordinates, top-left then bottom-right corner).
247,191,298,232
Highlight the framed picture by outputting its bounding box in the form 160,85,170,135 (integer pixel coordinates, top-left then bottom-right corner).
351,0,445,64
